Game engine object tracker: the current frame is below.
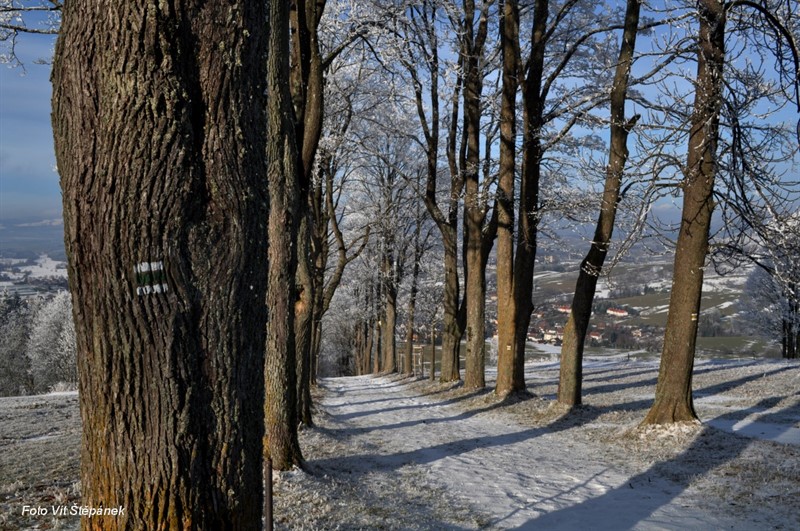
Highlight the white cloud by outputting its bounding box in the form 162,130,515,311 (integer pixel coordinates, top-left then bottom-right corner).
15,219,63,228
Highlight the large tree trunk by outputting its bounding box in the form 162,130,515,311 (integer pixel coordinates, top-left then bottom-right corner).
496,0,549,397
496,0,521,396
461,0,490,390
462,164,483,386
557,0,641,407
52,1,268,528
265,0,305,470
440,33,466,384
642,0,726,425
463,207,486,389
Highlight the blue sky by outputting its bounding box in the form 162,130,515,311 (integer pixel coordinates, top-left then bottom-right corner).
0,31,60,221
0,9,795,227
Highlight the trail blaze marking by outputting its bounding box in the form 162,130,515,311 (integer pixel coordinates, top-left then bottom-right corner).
134,261,168,295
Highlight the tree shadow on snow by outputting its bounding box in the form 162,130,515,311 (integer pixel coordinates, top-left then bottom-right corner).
310,394,649,474
579,361,786,401
562,363,794,425
313,364,798,529
504,395,797,530
327,387,492,422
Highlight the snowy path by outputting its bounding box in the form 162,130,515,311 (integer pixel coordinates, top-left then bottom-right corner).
313,375,771,530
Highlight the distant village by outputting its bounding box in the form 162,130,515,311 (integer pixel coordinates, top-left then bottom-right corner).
0,255,69,299
517,302,660,351
479,295,664,352
477,252,671,352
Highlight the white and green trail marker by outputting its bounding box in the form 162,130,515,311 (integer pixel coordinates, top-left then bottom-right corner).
134,261,168,295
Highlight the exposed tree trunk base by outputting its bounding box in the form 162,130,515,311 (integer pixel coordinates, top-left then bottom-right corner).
439,325,462,383
640,398,699,425
268,450,306,474
494,387,534,402
436,328,459,382
558,315,584,407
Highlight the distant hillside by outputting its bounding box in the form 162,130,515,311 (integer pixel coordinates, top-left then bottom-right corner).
0,218,66,260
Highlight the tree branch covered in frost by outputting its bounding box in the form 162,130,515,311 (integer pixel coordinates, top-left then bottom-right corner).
0,0,60,67
0,291,76,396
736,212,800,356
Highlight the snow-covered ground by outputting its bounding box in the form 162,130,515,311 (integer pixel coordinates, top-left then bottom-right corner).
279,358,799,529
1,358,798,529
1,254,68,281
19,255,68,279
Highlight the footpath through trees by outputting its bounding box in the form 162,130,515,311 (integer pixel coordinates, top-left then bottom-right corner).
288,363,799,529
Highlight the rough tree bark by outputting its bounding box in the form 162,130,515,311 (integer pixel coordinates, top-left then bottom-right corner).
642,0,726,425
462,0,492,390
52,1,268,527
495,0,521,396
438,218,463,382
495,0,548,396
557,0,641,407
266,0,305,469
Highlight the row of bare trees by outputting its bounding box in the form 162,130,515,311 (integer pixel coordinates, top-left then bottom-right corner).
2,0,798,527
325,0,798,420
